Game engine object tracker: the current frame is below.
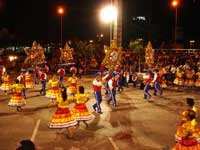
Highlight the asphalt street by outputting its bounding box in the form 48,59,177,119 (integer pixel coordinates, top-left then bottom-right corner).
0,76,199,150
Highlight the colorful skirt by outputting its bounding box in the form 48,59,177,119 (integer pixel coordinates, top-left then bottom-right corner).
48,108,77,128
161,81,167,88
0,81,11,91
184,79,194,86
8,93,26,107
69,85,77,94
46,87,61,99
25,79,33,88
72,104,94,121
172,142,200,150
195,79,200,87
174,77,184,85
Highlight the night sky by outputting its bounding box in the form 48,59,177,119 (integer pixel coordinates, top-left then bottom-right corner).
0,0,200,47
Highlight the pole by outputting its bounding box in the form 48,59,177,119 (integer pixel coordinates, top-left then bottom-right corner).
60,15,63,48
174,7,177,45
110,0,113,47
110,21,113,46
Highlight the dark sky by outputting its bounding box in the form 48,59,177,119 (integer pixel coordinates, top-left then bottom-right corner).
0,0,200,47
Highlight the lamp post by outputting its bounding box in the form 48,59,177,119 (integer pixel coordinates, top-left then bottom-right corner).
171,0,179,45
100,5,117,46
57,7,64,48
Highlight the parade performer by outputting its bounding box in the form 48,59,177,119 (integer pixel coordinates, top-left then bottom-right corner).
68,67,78,95
143,70,153,100
172,109,200,150
57,66,65,88
92,72,103,114
184,68,195,87
195,69,200,87
48,87,78,138
0,66,6,84
39,69,47,96
0,72,11,95
116,71,123,92
8,79,25,112
72,86,94,128
102,71,112,95
153,69,162,96
181,98,197,124
34,66,40,84
17,72,26,98
46,75,61,103
107,73,117,107
25,70,33,89
174,66,185,86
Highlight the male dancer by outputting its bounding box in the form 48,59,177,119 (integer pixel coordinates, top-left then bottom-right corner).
92,72,103,114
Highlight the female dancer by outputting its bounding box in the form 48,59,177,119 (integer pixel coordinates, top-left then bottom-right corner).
72,86,94,128
46,75,61,104
48,87,78,138
0,72,11,95
8,79,26,112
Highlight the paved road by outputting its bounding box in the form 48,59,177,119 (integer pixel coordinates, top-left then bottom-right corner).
0,77,199,150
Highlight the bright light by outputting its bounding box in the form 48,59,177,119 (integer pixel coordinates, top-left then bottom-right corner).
9,56,17,62
100,5,117,23
58,7,64,15
189,40,195,43
100,33,104,38
172,0,178,7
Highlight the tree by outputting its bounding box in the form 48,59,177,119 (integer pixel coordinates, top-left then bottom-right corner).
74,40,96,74
129,38,144,72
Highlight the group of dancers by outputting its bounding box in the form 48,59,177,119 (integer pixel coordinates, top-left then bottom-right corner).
173,98,200,150
0,65,95,137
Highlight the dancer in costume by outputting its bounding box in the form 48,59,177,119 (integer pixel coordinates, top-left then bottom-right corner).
68,70,78,95
107,73,117,107
143,70,153,100
46,75,61,103
102,71,112,95
8,79,25,112
57,66,65,88
92,72,103,114
195,69,200,87
34,66,40,84
39,69,47,96
72,86,94,128
181,98,197,123
0,66,6,85
48,87,77,138
17,72,26,98
174,66,185,86
172,109,200,150
25,70,33,89
0,72,11,95
184,68,195,87
153,69,162,96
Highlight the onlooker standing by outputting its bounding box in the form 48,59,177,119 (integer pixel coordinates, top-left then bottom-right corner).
132,72,138,87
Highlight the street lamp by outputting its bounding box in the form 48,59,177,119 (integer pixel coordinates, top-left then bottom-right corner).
100,5,117,46
57,7,64,48
171,0,179,45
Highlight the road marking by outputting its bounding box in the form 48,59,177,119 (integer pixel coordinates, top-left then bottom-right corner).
108,137,120,150
30,119,41,142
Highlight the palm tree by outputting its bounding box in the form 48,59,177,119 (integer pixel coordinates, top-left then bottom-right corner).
129,38,144,72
